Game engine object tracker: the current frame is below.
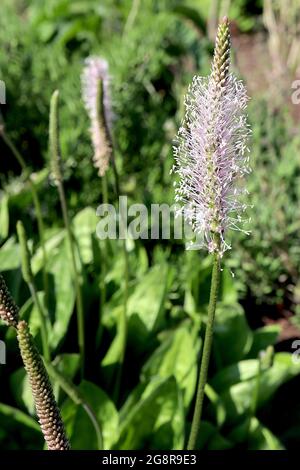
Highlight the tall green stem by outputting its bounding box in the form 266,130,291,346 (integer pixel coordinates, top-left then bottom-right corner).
92,74,129,400
112,171,129,403
58,182,85,377
1,130,49,303
28,282,50,362
97,174,108,347
187,251,221,450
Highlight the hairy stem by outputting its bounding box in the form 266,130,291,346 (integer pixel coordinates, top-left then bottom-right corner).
97,174,108,347
187,250,221,450
58,182,85,377
112,177,129,404
29,282,50,362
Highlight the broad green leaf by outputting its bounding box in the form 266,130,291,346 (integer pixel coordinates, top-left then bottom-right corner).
73,207,98,265
19,292,51,352
10,354,80,416
61,380,118,450
197,420,233,450
213,303,253,366
47,238,76,349
211,359,260,393
205,384,226,428
0,403,40,431
0,237,20,271
220,268,238,304
247,325,280,358
173,5,206,33
0,403,42,449
228,417,284,450
10,369,34,415
127,264,173,331
51,353,80,402
141,324,200,408
101,305,126,387
115,377,184,450
216,353,300,424
31,228,65,275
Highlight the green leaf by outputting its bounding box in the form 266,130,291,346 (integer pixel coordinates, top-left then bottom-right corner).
141,323,200,408
126,264,174,352
220,268,238,304
205,383,226,428
173,5,206,34
194,420,233,450
31,228,65,275
214,303,253,366
51,353,80,401
0,403,40,431
115,377,184,450
10,368,34,415
101,305,126,387
47,237,76,350
247,325,280,358
217,353,300,425
211,359,260,393
0,402,42,449
0,238,20,271
72,207,99,265
228,417,284,450
61,380,118,450
19,292,51,351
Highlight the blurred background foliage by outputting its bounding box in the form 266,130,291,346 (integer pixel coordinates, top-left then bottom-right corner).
0,0,300,450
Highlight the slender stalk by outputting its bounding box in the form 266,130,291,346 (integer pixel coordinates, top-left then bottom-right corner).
112,176,129,404
82,60,129,398
1,130,49,303
187,251,221,450
17,220,50,362
97,173,108,347
29,282,50,362
97,75,129,399
123,0,140,38
49,90,85,378
58,182,85,377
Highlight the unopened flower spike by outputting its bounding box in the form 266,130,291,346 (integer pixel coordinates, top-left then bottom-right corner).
49,90,63,186
0,275,19,328
17,320,70,450
0,276,70,449
81,57,113,177
173,16,251,256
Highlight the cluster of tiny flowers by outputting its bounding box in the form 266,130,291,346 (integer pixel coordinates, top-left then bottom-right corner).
172,71,251,255
81,57,113,176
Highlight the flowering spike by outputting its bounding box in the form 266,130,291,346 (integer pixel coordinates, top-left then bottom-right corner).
49,90,63,186
173,17,251,255
81,57,113,177
17,320,70,450
0,275,18,328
